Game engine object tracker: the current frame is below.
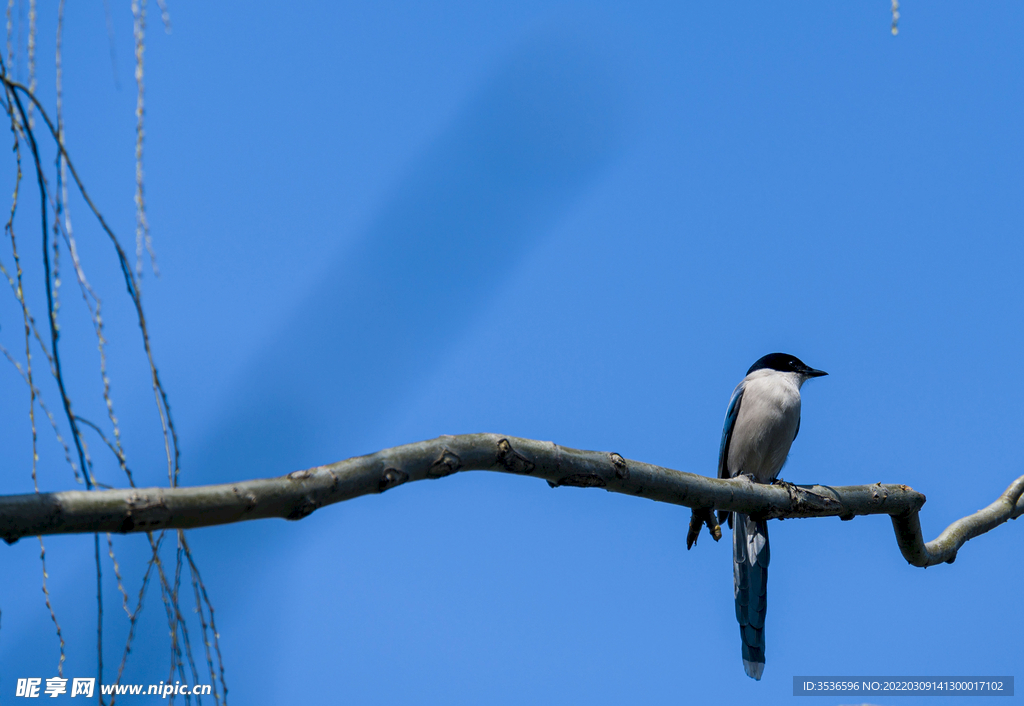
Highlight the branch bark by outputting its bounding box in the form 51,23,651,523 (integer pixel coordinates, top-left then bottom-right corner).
0,433,1019,567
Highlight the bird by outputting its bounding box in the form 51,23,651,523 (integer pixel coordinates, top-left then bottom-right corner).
718,352,827,680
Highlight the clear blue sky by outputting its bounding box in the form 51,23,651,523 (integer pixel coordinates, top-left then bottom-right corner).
1,2,1022,704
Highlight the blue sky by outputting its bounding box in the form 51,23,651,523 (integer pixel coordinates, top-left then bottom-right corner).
1,2,1022,704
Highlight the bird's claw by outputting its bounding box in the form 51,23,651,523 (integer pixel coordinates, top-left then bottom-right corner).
686,507,721,549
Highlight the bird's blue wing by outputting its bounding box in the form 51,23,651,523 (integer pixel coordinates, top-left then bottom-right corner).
718,382,745,480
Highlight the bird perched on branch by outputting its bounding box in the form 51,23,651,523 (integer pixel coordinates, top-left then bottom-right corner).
718,352,827,680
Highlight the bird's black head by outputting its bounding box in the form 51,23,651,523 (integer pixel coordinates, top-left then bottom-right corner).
747,352,828,378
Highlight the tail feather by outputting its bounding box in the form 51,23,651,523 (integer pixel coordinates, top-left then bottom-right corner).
733,512,769,680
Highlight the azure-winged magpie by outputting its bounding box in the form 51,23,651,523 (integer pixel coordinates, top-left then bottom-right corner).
718,352,827,680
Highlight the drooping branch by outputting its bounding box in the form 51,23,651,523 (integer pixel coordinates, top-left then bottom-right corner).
0,434,1019,568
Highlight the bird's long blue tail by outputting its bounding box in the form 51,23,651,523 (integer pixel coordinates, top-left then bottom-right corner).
733,512,769,680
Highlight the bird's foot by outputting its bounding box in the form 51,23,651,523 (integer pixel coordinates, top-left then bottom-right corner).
686,507,721,549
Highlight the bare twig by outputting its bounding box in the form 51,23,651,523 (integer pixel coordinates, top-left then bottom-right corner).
1,75,181,489
1,60,93,490
891,474,1024,567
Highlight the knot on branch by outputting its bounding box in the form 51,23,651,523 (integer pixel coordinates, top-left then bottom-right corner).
379,468,409,493
497,439,534,475
610,453,629,480
231,486,258,512
428,448,462,479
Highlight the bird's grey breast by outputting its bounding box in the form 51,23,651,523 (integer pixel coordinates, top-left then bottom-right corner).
726,370,802,483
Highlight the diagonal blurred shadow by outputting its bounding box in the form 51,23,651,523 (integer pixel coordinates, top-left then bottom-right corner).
97,35,627,694
193,36,622,483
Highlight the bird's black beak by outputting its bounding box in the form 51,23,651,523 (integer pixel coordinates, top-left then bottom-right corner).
803,367,828,378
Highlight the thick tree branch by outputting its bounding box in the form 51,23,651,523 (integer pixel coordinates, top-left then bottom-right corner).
0,434,1017,567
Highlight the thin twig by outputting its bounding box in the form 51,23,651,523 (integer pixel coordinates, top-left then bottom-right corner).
2,74,181,492
181,534,226,706
39,536,66,676
1,58,92,490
